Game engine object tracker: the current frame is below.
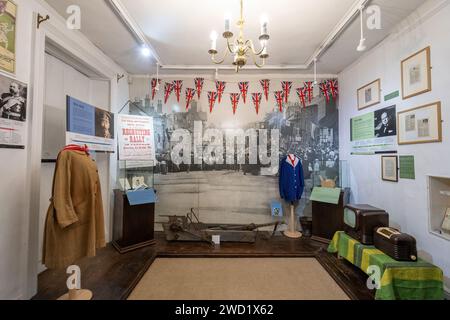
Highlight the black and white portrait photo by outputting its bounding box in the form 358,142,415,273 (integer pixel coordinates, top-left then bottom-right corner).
95,108,114,139
375,105,397,137
0,76,27,122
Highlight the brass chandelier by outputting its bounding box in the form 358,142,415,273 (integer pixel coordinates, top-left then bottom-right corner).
208,0,270,72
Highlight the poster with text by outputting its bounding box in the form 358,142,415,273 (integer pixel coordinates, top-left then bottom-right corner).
0,0,16,74
0,74,27,148
66,96,115,152
351,105,397,154
118,114,156,164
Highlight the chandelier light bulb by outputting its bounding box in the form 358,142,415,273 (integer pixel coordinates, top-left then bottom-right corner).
210,30,218,41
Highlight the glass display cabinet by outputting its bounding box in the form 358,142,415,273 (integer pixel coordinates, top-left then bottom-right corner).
113,160,156,253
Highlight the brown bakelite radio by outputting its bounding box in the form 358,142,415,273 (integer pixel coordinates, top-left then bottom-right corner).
343,204,389,245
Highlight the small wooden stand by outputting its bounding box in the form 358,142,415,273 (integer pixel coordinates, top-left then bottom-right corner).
284,203,302,239
58,289,93,300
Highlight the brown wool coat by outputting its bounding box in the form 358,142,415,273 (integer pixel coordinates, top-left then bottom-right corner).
43,150,106,269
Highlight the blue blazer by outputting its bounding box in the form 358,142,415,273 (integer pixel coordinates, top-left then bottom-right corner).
279,156,305,202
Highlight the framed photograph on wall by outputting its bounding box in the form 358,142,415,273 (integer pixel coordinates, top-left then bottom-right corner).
381,156,398,182
357,79,381,110
401,46,431,100
397,102,442,145
0,0,17,74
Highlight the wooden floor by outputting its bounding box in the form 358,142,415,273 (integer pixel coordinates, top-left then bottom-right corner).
33,232,375,300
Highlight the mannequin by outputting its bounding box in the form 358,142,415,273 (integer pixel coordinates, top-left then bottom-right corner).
43,144,106,300
279,154,305,239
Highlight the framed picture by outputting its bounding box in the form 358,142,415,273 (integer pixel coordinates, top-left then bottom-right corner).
357,79,381,110
0,0,17,74
401,46,431,99
397,102,442,145
381,156,398,182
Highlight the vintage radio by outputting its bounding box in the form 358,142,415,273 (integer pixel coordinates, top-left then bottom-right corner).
343,204,389,244
374,227,417,262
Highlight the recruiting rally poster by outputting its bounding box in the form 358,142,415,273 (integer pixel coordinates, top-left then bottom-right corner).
117,114,156,163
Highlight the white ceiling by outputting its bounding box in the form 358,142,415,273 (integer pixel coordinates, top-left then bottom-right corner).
45,0,426,75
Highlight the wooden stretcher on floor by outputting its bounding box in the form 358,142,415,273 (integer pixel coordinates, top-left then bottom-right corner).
159,209,283,244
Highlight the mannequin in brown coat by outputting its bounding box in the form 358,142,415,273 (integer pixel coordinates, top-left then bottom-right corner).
43,146,106,269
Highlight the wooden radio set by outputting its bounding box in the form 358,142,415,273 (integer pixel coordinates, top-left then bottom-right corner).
343,204,418,262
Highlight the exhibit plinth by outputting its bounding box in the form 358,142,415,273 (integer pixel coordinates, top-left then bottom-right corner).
284,204,302,239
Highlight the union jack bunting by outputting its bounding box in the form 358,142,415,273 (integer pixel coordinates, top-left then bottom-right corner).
194,78,205,100
216,81,226,103
260,79,270,101
185,88,196,111
151,78,161,100
296,87,307,108
319,81,330,104
252,93,262,115
173,80,183,102
328,79,339,100
164,82,174,104
207,91,218,113
230,93,240,115
304,81,314,103
238,82,249,104
274,91,285,113
281,81,293,103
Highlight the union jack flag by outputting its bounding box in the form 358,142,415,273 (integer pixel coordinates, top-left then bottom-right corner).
252,93,262,115
304,81,314,103
151,78,161,100
260,79,270,101
185,88,196,111
173,80,183,102
274,91,285,113
328,79,339,100
296,87,306,108
216,81,226,103
207,91,218,113
319,81,330,103
194,78,205,100
238,82,249,104
164,82,174,104
230,93,240,115
281,81,293,103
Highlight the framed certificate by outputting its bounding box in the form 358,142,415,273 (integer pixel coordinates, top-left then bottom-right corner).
357,79,381,110
381,156,398,182
397,102,442,145
401,47,432,100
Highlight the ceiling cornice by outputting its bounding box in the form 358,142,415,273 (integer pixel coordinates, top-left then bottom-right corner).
107,0,371,71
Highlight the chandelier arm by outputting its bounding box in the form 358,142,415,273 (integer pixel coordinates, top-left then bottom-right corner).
211,49,229,64
226,37,236,54
250,54,266,68
246,39,266,56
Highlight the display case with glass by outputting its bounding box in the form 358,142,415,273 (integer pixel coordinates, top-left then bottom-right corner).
116,160,155,191
309,160,349,189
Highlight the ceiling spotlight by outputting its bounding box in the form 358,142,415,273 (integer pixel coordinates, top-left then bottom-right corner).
357,5,367,52
357,38,367,52
141,45,151,57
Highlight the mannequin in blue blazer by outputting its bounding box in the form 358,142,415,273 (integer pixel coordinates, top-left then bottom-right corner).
279,154,305,203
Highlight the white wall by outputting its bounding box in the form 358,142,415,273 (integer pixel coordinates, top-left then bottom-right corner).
0,0,129,300
339,0,450,289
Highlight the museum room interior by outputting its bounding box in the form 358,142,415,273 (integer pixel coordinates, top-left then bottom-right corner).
0,0,449,304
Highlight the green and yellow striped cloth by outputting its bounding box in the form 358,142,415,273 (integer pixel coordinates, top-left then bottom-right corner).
328,231,444,300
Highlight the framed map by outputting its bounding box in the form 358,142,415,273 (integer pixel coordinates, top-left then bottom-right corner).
0,0,16,74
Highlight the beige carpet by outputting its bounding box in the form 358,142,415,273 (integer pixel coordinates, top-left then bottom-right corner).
128,258,349,300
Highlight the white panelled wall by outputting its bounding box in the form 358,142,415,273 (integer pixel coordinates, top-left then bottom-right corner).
339,0,450,291
0,0,129,300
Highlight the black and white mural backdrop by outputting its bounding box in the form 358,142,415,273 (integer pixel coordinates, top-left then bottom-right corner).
129,77,339,228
